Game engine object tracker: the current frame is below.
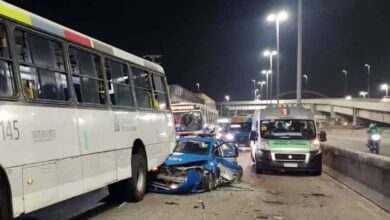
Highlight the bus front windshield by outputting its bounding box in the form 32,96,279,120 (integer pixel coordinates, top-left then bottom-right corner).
174,111,203,131
229,123,251,132
260,119,316,140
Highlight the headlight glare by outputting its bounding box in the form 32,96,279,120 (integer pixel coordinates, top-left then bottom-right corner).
311,139,321,151
371,134,381,141
226,133,234,140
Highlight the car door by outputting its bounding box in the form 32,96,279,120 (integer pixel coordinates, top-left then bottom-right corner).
215,143,240,181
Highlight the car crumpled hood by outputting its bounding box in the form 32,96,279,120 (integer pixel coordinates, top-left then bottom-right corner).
164,152,212,166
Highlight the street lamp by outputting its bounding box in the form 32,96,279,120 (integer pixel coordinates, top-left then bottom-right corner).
364,64,371,98
195,83,200,93
225,95,230,102
254,89,259,100
303,74,308,89
261,70,272,99
359,91,368,99
267,11,288,103
263,50,277,98
257,81,266,99
342,70,348,97
381,83,389,96
251,79,256,99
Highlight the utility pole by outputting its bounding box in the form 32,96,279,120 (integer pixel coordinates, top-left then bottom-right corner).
297,0,302,105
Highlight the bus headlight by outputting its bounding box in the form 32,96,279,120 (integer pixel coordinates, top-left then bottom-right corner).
311,139,321,151
225,133,234,141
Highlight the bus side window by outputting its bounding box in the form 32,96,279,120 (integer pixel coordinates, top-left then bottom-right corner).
69,47,106,105
0,24,16,98
15,29,69,101
151,74,169,110
105,58,134,107
131,67,153,109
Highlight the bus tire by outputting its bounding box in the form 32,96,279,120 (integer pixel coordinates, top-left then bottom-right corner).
0,174,12,220
108,154,147,202
125,154,147,202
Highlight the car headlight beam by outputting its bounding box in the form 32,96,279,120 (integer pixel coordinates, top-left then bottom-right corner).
371,134,381,141
225,133,234,140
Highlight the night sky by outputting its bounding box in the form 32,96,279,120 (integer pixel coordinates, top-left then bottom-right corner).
6,0,390,101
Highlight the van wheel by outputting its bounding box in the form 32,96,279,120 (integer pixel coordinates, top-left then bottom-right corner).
108,154,147,202
0,183,12,220
255,162,264,174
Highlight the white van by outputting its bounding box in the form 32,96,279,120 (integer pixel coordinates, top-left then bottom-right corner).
250,106,327,175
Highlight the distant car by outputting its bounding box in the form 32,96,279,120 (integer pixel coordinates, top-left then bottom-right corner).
381,96,390,103
148,137,243,194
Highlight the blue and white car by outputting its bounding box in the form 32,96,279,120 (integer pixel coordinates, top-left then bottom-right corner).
148,137,243,194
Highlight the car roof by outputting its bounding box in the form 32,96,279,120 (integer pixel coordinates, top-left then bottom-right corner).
177,137,217,144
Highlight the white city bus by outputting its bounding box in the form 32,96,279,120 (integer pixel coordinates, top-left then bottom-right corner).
0,1,175,218
172,103,218,136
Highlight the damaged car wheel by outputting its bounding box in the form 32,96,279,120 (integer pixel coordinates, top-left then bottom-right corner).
203,173,216,191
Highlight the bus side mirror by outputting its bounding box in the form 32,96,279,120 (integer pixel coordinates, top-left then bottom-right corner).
249,131,258,140
319,131,327,142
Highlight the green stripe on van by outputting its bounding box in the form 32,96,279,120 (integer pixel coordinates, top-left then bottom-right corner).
269,140,310,149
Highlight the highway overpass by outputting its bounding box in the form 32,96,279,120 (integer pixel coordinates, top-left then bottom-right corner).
217,98,390,125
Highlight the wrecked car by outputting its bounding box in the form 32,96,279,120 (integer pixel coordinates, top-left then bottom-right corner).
148,137,243,194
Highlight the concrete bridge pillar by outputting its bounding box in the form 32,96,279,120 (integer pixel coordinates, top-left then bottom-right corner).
310,104,316,113
352,108,357,126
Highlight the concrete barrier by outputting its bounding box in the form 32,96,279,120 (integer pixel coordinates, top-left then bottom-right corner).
322,145,390,212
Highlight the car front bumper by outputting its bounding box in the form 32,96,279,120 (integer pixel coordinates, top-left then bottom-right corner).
148,168,203,194
256,149,322,172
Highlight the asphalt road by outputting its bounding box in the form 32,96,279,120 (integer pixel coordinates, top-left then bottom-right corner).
325,128,390,156
19,151,389,220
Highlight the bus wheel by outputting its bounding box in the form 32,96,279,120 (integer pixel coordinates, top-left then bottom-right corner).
0,180,12,220
126,154,147,202
108,154,147,202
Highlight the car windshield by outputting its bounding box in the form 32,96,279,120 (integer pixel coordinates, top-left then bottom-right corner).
174,112,202,131
173,141,210,155
229,123,251,132
260,119,316,140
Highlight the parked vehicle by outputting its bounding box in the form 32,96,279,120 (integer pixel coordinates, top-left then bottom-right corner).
251,106,327,175
148,137,243,194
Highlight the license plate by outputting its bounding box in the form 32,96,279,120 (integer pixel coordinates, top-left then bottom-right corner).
284,163,298,168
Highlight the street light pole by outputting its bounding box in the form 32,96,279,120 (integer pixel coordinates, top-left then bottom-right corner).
223,95,230,117
258,81,266,100
263,50,277,99
262,70,271,100
303,74,308,89
251,79,256,99
364,64,370,98
254,89,259,100
297,0,302,105
196,83,200,93
342,70,348,97
267,11,287,104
